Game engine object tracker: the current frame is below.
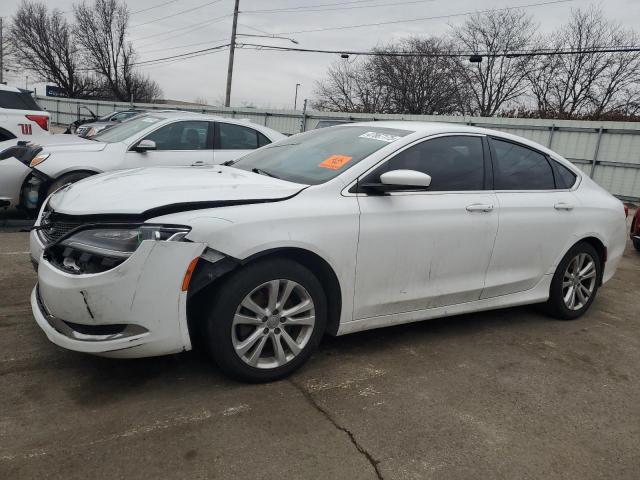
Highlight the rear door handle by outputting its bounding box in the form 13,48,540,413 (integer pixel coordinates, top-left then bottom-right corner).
191,160,205,166
554,202,574,211
466,203,494,212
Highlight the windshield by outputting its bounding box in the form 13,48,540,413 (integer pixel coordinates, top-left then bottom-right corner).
232,126,412,185
92,114,164,143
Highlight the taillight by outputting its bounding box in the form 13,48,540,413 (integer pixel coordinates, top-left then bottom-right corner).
25,114,49,131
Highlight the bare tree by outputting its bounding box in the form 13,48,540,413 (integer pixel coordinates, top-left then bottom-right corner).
10,1,94,97
527,7,640,119
312,58,389,113
74,0,161,101
371,37,469,115
451,9,537,116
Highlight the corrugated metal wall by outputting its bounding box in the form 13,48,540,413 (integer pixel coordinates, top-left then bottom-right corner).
36,96,640,201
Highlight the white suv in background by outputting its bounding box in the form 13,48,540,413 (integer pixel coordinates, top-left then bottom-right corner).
0,84,50,142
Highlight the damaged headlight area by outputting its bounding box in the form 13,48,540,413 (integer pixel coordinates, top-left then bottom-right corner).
44,225,191,274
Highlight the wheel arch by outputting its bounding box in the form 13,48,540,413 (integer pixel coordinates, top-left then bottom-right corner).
187,247,343,340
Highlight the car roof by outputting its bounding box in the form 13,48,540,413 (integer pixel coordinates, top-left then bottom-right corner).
344,120,564,160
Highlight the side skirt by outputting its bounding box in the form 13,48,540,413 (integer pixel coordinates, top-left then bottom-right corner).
336,274,552,336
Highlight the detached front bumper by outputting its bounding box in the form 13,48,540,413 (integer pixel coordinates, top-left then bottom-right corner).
31,239,206,358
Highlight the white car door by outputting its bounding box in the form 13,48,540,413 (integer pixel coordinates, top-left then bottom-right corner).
213,121,271,164
125,120,214,168
353,134,499,319
480,137,580,298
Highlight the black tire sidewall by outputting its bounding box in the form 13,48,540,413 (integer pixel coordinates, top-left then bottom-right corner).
204,258,327,382
47,172,94,197
548,242,602,320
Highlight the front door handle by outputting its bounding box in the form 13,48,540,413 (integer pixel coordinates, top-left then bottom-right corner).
554,202,574,211
466,203,494,212
191,160,205,166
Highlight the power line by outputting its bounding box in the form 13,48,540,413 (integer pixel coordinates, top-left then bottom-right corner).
131,13,232,42
237,42,640,58
138,38,228,54
243,0,437,15
131,0,180,15
132,43,231,66
275,0,572,35
241,0,406,14
131,0,224,28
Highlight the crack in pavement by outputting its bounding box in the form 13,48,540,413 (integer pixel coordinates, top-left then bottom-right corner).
288,378,384,480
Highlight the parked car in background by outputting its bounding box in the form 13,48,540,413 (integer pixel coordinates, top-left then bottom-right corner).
0,111,285,212
631,207,640,251
75,109,148,138
28,122,626,382
0,85,50,142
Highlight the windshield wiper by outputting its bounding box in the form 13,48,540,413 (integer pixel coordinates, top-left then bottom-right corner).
222,160,235,166
252,167,280,179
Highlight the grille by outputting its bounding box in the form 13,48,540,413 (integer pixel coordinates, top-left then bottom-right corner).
38,217,82,244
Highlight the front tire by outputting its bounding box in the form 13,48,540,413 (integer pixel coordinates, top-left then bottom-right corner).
204,258,327,382
544,242,602,320
46,171,95,197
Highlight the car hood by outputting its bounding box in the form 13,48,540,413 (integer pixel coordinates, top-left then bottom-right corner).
48,166,307,216
38,135,107,152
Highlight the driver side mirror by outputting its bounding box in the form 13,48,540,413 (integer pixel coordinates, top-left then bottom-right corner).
360,169,432,193
132,139,156,153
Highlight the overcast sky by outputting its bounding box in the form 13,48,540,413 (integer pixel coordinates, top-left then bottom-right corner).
2,0,640,109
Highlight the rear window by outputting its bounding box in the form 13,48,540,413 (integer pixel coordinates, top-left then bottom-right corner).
0,90,43,111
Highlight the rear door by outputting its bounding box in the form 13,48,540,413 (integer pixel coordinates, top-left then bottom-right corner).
481,137,580,298
126,120,214,168
213,121,272,164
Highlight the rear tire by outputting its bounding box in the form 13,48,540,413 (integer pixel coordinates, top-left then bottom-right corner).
544,242,602,320
47,171,95,197
203,258,327,382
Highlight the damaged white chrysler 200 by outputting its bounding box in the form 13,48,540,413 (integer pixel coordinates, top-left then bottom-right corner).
30,122,627,382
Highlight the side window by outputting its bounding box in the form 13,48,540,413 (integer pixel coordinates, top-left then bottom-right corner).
112,112,136,122
218,123,260,150
491,139,554,190
143,121,209,150
552,160,577,189
371,135,485,191
257,131,271,147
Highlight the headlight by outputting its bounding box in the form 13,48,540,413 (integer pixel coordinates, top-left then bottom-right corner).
58,225,191,259
46,224,191,274
30,153,50,167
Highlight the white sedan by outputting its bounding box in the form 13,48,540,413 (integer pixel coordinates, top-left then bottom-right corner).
29,122,627,382
0,111,285,211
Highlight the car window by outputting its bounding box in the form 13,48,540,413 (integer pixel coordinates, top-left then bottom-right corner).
491,139,554,190
93,115,163,143
368,135,485,191
218,123,264,150
112,111,137,122
144,121,209,150
258,131,271,148
552,160,577,189
232,126,412,185
0,90,43,111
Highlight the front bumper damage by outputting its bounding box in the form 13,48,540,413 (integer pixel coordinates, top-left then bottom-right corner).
31,238,208,358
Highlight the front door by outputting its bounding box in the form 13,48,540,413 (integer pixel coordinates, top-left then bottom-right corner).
353,134,499,319
126,120,213,168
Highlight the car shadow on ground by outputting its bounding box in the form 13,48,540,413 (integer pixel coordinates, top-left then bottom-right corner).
62,304,547,405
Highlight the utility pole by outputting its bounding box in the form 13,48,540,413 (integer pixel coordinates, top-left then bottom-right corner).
0,18,4,85
225,0,240,107
294,83,301,110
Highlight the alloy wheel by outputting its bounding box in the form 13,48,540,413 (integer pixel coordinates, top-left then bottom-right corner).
231,279,316,369
562,252,597,311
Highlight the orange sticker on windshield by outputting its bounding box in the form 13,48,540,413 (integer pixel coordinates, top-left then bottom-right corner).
319,154,353,170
